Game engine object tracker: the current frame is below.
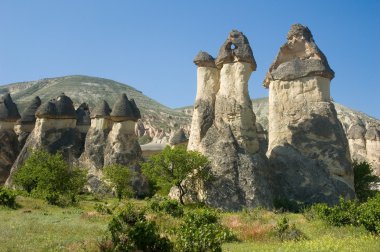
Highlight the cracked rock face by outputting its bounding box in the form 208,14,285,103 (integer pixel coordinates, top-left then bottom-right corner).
187,31,273,210
265,24,355,205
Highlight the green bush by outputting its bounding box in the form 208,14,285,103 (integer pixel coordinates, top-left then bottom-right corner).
149,197,184,217
357,194,380,234
107,204,172,251
0,186,17,208
273,216,307,241
306,195,380,234
273,197,304,213
176,208,236,252
13,150,87,206
353,161,379,201
103,164,135,201
94,203,113,215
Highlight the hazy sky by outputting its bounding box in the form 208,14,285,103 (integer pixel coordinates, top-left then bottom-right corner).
0,1,379,119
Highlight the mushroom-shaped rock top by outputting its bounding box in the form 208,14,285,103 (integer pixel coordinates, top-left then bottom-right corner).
17,96,41,124
0,93,21,122
263,24,335,87
215,30,256,70
194,51,216,68
36,93,76,119
110,93,141,122
91,100,112,119
76,103,91,125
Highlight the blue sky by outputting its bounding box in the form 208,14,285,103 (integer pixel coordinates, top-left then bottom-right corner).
0,1,379,119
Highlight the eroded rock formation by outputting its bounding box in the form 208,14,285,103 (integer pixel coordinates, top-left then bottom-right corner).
104,94,148,196
14,96,41,147
6,93,83,185
0,93,20,184
264,24,355,205
188,31,273,210
79,100,113,190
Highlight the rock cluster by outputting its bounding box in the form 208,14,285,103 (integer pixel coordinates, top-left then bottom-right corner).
6,93,83,185
264,24,355,205
188,30,273,210
0,93,20,184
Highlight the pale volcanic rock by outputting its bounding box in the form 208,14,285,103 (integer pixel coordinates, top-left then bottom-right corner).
187,31,273,210
169,128,188,146
14,96,41,147
6,94,83,185
0,93,20,184
265,24,355,205
104,93,148,197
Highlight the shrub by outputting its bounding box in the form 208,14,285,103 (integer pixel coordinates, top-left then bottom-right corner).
94,203,113,215
149,197,184,217
306,195,380,234
13,150,87,205
357,194,380,234
353,161,379,201
107,204,172,251
273,197,304,213
176,208,236,252
103,164,135,201
0,186,17,208
273,216,307,241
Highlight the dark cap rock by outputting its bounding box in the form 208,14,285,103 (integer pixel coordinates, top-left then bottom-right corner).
263,24,334,87
215,30,256,70
76,103,91,125
17,96,41,124
110,93,141,122
194,51,216,68
91,100,112,119
36,93,76,119
0,93,21,122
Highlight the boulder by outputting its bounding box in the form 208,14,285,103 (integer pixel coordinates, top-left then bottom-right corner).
264,24,355,205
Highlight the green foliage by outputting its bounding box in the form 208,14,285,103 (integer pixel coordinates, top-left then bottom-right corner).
306,195,380,234
142,146,210,204
353,161,379,201
149,197,184,217
103,164,135,201
273,216,307,242
13,150,86,205
176,208,236,252
273,197,304,213
138,135,152,145
94,203,113,215
107,204,172,251
0,186,17,208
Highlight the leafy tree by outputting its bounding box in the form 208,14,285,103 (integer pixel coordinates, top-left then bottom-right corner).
103,164,135,201
142,146,210,205
353,161,379,201
13,150,86,205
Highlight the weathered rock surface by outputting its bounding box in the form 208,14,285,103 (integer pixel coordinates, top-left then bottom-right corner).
6,94,83,185
104,94,149,196
264,24,355,205
169,128,188,146
79,100,113,189
188,31,273,210
14,96,41,147
0,93,20,184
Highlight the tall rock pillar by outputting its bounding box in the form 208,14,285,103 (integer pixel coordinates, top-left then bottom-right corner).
187,30,272,210
188,52,219,151
264,24,355,204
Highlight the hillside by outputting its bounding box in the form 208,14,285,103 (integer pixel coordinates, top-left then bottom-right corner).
0,75,191,142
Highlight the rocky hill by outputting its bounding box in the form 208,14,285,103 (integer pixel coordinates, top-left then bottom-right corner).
0,75,191,144
1,75,379,175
